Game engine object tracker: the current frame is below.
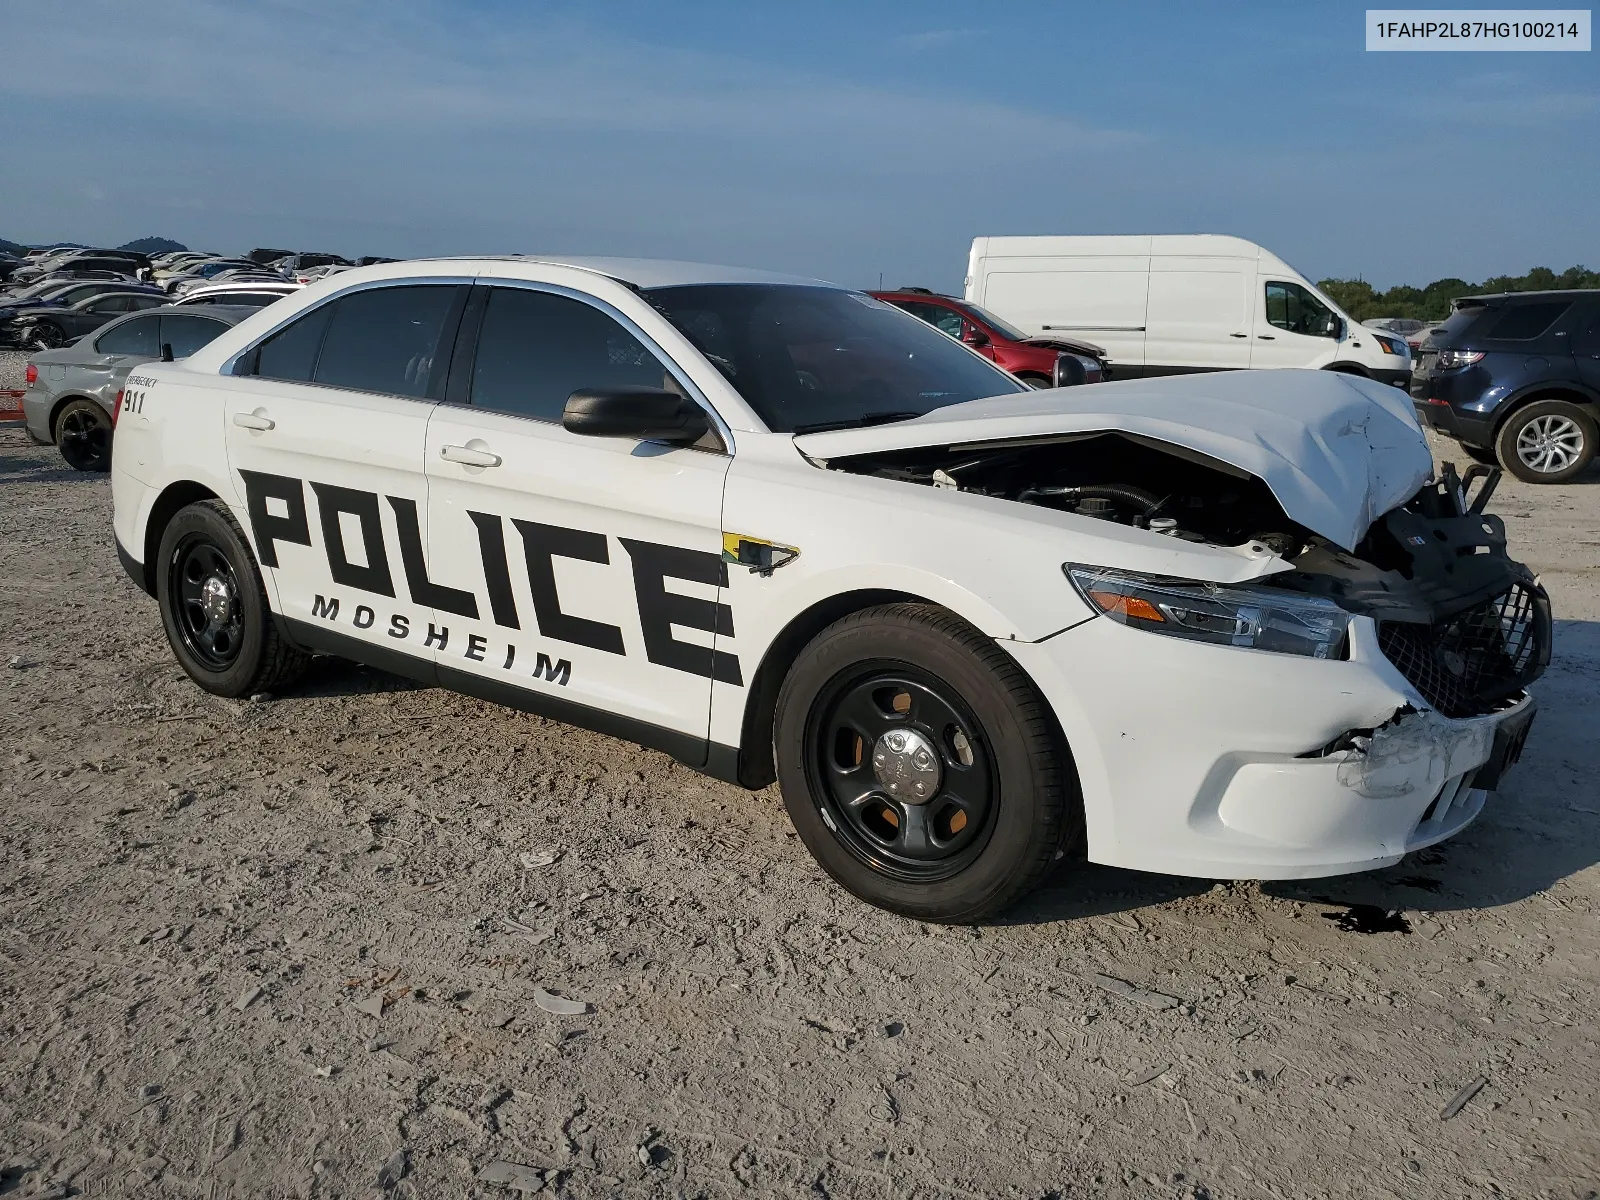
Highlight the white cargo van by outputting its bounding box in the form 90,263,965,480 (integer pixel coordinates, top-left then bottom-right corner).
965,235,1412,386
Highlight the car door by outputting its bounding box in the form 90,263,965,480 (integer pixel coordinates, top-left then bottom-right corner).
1569,300,1600,392
423,282,733,761
1144,262,1254,371
221,281,469,674
1253,280,1341,369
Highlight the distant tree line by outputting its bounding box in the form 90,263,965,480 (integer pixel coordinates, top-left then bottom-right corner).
1319,265,1599,322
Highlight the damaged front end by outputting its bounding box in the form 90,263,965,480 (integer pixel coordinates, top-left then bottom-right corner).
824,433,1552,724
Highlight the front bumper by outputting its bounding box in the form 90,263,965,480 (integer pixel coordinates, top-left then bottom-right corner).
1005,615,1534,880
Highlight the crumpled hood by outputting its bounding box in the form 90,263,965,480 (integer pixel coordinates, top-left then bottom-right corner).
1023,334,1107,359
794,369,1433,552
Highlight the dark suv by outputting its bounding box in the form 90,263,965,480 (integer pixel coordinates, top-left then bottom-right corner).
1411,290,1600,483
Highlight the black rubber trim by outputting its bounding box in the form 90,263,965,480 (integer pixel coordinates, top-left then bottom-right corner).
279,615,439,685
278,615,740,778
116,535,154,596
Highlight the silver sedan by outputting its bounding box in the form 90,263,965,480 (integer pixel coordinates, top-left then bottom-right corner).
22,304,255,470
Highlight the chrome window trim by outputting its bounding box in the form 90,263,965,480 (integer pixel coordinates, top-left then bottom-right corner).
471,276,736,456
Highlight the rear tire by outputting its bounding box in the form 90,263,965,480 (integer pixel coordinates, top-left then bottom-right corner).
55,399,112,472
1494,400,1597,484
156,500,309,697
773,603,1074,922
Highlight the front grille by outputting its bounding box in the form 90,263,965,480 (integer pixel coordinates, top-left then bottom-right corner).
1378,583,1546,718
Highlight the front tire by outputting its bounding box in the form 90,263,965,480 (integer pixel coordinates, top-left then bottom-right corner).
1019,374,1053,390
773,603,1074,922
156,500,309,697
55,399,112,472
1495,399,1597,483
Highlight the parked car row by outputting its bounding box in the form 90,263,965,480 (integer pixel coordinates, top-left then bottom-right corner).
12,236,1596,484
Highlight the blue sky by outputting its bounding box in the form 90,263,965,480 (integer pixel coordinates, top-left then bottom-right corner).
4,1,1596,290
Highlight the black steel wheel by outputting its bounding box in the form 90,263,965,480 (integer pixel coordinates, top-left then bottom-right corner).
54,399,112,472
807,663,996,882
155,499,309,697
169,535,246,670
775,603,1076,922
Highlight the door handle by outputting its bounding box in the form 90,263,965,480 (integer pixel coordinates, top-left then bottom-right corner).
440,444,502,468
232,412,274,431
1257,335,1276,340
1230,332,1248,338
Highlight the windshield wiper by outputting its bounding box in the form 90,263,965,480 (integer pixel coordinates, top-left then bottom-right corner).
791,410,923,434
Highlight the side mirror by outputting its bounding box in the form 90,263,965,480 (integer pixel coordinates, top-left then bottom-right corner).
1331,317,1346,341
1053,353,1088,388
160,342,175,362
963,327,990,347
562,386,709,444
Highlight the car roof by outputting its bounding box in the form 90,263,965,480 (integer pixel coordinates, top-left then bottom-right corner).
1457,288,1600,304
419,255,833,289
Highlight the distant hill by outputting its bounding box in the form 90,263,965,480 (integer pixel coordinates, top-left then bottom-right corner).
119,236,187,254
0,237,30,256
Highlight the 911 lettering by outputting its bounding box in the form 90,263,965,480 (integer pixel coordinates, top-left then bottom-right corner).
238,471,741,686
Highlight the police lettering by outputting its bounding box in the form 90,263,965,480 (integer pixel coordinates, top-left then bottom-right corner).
240,473,741,686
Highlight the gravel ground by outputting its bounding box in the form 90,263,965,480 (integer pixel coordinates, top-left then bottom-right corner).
1,349,31,390
0,415,1597,1200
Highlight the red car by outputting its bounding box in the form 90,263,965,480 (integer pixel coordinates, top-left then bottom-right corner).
871,288,1109,387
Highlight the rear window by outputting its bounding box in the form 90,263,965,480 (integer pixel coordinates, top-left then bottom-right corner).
160,314,228,359
95,316,160,356
1482,301,1571,341
1432,304,1487,344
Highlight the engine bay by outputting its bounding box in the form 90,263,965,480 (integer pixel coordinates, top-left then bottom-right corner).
826,430,1539,625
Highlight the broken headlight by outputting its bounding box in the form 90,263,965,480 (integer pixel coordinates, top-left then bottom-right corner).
1065,565,1350,659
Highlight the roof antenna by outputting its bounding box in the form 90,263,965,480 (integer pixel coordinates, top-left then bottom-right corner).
878,272,883,290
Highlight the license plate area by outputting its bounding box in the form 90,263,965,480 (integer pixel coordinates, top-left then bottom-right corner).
1467,705,1536,791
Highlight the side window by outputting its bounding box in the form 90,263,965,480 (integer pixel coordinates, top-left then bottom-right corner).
160,315,228,359
898,301,966,339
254,303,335,382
94,316,161,356
1482,302,1572,342
469,287,677,422
1265,281,1337,338
85,297,128,314
312,285,462,398
131,295,167,310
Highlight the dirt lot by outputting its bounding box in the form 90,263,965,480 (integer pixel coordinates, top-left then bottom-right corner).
1,358,1597,1199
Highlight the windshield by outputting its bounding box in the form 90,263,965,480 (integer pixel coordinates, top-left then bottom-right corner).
643,284,1026,433
960,301,1031,342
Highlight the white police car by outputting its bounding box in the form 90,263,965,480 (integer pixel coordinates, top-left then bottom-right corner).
111,257,1549,921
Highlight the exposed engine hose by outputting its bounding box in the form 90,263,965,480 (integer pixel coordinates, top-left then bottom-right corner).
1016,482,1165,524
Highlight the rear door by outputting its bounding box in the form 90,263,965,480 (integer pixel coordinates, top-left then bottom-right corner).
222,281,468,672
423,282,733,761
1571,300,1600,391
1144,260,1254,372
